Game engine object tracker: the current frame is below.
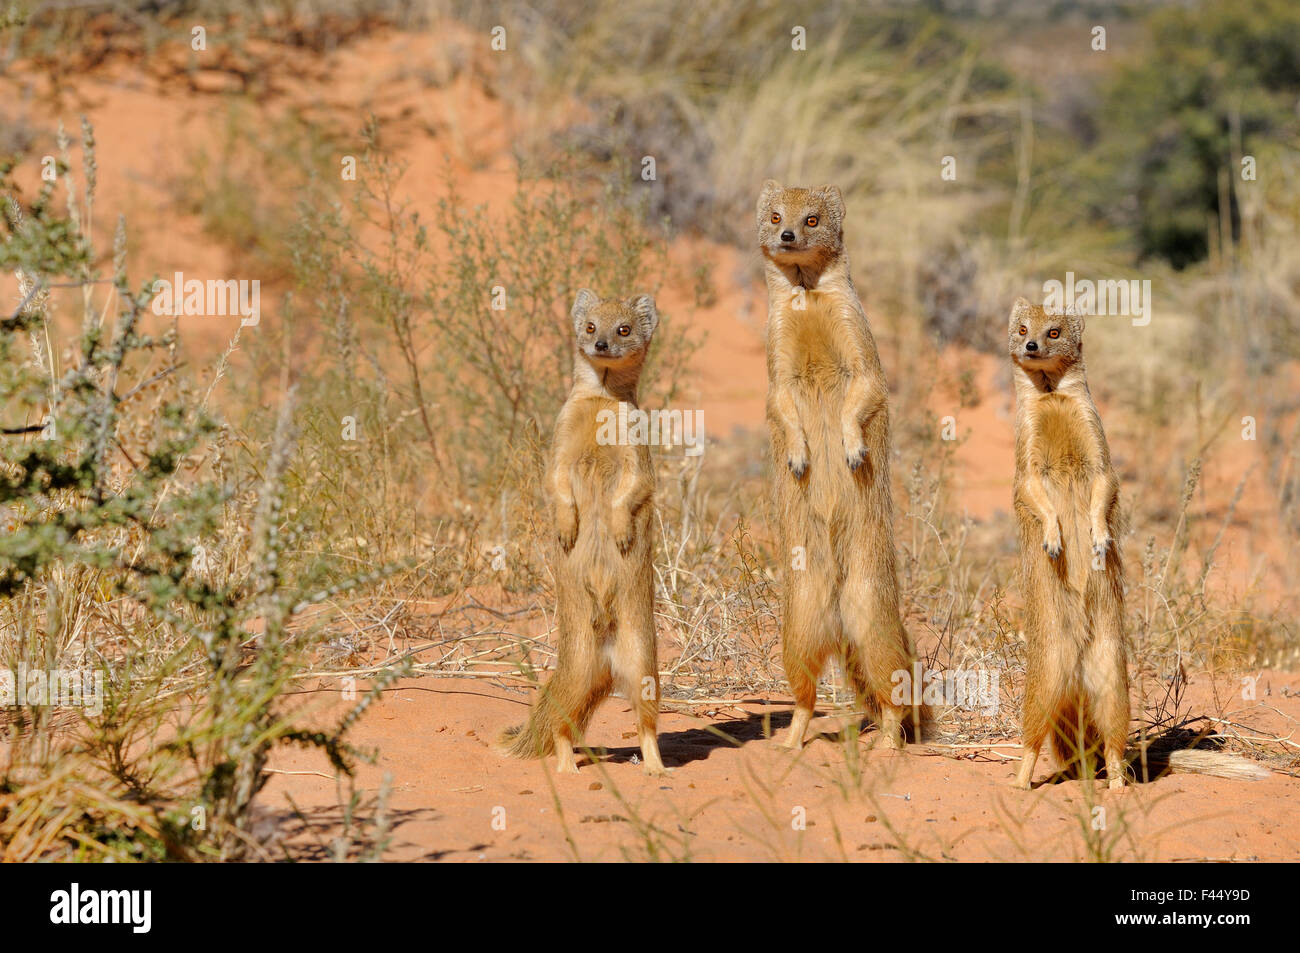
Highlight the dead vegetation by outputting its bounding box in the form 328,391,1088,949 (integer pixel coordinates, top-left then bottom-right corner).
1,1,1297,861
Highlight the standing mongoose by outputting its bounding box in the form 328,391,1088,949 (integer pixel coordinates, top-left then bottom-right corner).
756,180,924,750
499,290,666,776
1009,297,1130,789
1009,298,1268,788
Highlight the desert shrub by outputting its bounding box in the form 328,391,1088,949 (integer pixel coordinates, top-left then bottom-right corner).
229,124,702,598
0,124,385,860
1086,0,1300,269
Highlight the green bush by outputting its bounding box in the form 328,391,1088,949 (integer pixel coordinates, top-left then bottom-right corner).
0,125,386,860
1091,0,1300,268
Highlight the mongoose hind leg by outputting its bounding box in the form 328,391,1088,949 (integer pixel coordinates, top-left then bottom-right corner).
553,731,579,774
840,579,913,750
631,672,666,777
638,724,666,777
842,646,905,750
779,570,835,750
1014,746,1040,790
1085,601,1129,791
1095,683,1129,790
781,651,824,750
612,613,666,776
877,706,904,750
781,664,819,751
1105,743,1126,790
1016,673,1051,789
547,657,613,775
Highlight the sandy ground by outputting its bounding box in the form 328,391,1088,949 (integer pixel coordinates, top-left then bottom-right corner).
262,672,1300,862
5,26,1297,861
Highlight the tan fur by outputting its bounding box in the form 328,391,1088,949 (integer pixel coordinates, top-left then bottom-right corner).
1008,297,1130,789
756,180,925,750
1009,298,1270,789
498,290,665,776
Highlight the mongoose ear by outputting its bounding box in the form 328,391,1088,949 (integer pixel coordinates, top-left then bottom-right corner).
758,179,782,214
818,184,845,216
1011,296,1034,317
571,288,599,331
629,294,658,338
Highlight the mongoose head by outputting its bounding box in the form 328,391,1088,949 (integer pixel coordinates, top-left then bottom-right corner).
1008,297,1083,372
571,289,658,369
756,180,844,269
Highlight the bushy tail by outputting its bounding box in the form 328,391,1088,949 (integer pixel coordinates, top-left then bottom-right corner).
497,672,611,760
1047,700,1101,771
497,688,561,759
843,645,932,745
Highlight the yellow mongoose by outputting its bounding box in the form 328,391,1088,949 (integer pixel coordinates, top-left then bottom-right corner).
499,290,666,776
757,180,924,750
1009,298,1268,788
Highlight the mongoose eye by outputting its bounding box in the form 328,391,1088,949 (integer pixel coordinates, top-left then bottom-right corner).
617,325,631,337
806,215,818,227
1048,328,1060,339
585,322,596,334
771,213,781,224
1018,325,1028,336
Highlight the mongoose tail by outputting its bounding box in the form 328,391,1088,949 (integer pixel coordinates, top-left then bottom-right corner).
497,679,609,760
498,721,553,758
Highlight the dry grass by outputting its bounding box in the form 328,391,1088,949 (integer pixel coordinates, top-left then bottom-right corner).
1,1,1296,862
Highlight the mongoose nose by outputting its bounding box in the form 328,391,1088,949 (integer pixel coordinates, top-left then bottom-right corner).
780,230,796,242
1025,340,1038,352
594,339,609,352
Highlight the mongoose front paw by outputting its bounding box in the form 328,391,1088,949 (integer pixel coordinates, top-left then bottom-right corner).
845,442,869,471
611,512,635,555
1090,530,1112,559
556,509,578,551
787,453,809,479
1042,526,1062,559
